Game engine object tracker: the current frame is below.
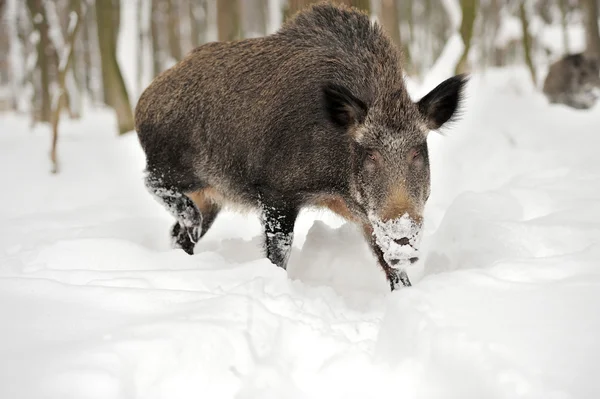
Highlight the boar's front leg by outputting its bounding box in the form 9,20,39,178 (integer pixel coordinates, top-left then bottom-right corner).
370,238,412,291
145,171,202,255
260,199,299,270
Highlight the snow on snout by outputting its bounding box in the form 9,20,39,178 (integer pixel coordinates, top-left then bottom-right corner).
368,212,422,269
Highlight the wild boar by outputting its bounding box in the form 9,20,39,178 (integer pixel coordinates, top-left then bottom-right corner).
134,3,467,290
543,53,600,110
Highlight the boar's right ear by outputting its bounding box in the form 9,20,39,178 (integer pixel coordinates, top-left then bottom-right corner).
417,74,468,130
322,83,368,129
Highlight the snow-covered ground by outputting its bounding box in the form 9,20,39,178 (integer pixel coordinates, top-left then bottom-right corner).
1,67,600,399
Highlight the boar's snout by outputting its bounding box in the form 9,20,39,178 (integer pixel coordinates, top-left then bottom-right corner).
369,212,423,272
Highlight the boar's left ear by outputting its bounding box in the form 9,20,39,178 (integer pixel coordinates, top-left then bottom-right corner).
417,74,468,130
322,83,368,129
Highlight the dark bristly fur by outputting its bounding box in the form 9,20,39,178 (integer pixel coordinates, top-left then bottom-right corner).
135,2,467,291
543,53,600,110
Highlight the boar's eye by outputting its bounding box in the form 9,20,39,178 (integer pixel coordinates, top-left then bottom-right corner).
364,148,381,172
409,145,426,168
410,148,421,161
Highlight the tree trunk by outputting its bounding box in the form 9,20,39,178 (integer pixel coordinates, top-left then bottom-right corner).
241,0,268,38
217,0,240,41
519,0,537,85
0,0,9,88
98,0,122,104
491,0,504,66
50,1,85,174
167,0,182,60
82,2,93,100
189,0,206,47
380,0,401,49
96,0,135,135
151,0,163,77
455,0,478,75
67,0,82,118
559,0,570,54
583,0,600,58
112,0,121,50
26,0,53,123
351,0,370,12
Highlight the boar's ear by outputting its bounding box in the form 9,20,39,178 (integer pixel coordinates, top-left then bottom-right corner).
322,83,368,128
417,74,468,130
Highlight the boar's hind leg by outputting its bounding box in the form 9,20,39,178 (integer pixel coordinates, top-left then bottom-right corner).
145,172,202,255
260,201,299,270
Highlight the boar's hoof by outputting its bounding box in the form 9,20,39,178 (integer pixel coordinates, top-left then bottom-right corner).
171,222,199,255
389,268,412,291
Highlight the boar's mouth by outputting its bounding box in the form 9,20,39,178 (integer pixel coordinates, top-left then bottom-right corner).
369,212,422,285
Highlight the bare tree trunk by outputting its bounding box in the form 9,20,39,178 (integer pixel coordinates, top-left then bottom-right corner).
66,0,82,118
519,0,537,85
26,0,53,123
112,0,121,50
96,0,135,135
559,0,570,54
218,0,240,41
50,1,85,174
241,0,268,38
189,0,206,47
0,0,9,89
82,2,94,100
167,0,182,60
455,0,478,75
98,0,122,104
351,0,370,12
583,0,600,58
399,0,413,68
151,0,163,77
380,0,401,49
491,0,505,66
136,0,144,97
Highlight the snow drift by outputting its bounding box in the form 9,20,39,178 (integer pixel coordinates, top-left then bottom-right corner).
1,67,599,399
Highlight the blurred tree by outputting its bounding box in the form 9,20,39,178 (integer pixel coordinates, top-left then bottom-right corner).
25,0,53,123
190,1,208,47
218,0,240,41
381,1,400,42
398,0,414,69
167,0,182,61
49,0,85,173
558,0,570,53
519,0,537,85
351,0,370,12
81,2,94,100
96,0,135,134
101,0,121,103
242,0,268,38
151,0,164,77
380,0,402,51
583,0,600,57
455,0,478,74
0,0,9,90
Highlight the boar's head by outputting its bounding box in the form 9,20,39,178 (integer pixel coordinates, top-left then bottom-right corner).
323,74,468,274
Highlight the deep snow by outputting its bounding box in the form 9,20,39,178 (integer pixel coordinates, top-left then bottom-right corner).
1,67,600,399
